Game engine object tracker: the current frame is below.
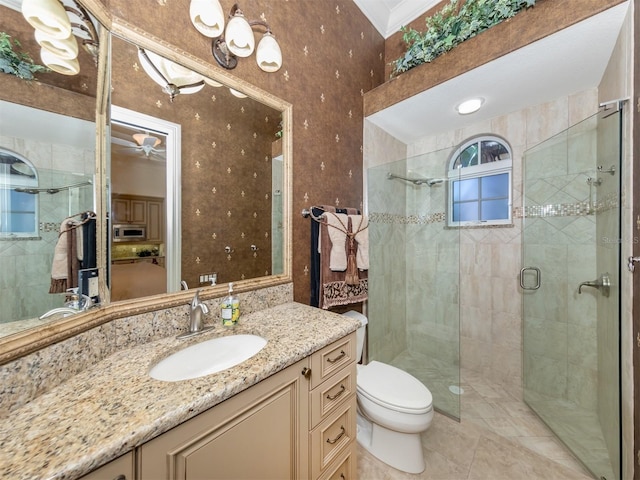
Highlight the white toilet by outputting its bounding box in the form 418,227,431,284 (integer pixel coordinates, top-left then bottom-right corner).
343,311,433,474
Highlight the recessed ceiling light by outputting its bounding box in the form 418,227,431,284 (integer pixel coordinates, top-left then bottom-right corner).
456,97,484,115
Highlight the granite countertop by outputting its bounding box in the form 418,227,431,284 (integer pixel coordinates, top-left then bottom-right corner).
0,302,360,480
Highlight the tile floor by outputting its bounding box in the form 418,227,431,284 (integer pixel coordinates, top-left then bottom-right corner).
357,368,599,480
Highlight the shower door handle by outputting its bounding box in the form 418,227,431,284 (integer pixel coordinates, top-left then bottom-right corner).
578,273,610,297
519,267,541,290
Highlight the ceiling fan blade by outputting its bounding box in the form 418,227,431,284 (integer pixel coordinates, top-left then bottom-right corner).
111,137,137,147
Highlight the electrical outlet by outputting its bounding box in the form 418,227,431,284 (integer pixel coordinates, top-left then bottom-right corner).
199,273,218,285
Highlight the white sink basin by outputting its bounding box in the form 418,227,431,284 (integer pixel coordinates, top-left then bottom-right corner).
150,334,267,382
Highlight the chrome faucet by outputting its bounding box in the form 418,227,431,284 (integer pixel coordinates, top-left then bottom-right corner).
39,291,94,320
177,289,213,339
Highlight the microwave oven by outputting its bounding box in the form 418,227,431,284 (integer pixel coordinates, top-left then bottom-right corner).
113,224,146,242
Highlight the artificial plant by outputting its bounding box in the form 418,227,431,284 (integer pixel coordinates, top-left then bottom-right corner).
0,32,49,80
391,0,537,77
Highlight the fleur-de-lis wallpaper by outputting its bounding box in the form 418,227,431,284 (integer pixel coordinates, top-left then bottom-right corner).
111,35,280,287
107,0,386,303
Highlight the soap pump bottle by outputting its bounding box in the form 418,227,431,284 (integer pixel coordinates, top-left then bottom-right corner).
221,282,239,326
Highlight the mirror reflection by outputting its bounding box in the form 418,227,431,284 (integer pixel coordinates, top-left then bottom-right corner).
109,35,285,301
0,1,99,338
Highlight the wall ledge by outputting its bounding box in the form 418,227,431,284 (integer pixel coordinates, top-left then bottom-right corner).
365,0,625,117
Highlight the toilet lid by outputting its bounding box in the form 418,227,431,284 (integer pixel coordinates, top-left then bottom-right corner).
357,361,432,414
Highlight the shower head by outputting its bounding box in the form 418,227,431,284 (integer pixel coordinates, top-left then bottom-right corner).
387,173,443,187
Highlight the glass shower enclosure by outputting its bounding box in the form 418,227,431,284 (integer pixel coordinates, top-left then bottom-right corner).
521,106,622,479
367,149,461,419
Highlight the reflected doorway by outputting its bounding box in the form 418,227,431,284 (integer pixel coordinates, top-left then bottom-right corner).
109,106,181,301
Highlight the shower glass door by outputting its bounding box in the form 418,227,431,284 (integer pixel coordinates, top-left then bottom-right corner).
367,149,461,419
522,106,621,479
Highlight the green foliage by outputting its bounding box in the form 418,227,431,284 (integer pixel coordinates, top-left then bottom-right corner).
391,0,536,77
0,32,49,80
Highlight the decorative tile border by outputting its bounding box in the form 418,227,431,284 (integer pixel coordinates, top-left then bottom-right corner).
370,212,445,225
515,193,619,218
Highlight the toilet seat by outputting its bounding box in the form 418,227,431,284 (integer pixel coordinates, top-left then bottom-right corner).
357,361,432,414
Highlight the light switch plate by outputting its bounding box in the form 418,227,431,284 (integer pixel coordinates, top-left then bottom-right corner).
79,268,99,304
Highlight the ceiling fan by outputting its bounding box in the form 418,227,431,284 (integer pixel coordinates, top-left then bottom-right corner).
112,132,166,160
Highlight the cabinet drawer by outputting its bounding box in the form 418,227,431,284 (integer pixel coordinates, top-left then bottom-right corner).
318,444,357,480
310,396,356,478
310,333,356,389
311,362,356,428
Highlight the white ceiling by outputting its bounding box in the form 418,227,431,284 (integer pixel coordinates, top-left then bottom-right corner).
352,0,440,38
360,2,630,145
2,1,629,149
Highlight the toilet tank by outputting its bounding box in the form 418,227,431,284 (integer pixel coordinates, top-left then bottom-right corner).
342,310,368,362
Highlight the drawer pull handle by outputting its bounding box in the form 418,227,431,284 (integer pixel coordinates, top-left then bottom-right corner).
340,475,346,480
327,350,346,363
302,367,312,379
326,425,346,444
326,384,346,401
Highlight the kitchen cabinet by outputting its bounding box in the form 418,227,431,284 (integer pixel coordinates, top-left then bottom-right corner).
112,195,146,224
78,451,134,480
111,195,164,242
145,199,163,242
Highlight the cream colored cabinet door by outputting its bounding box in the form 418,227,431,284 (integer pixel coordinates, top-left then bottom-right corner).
129,199,146,224
138,357,309,480
145,200,163,242
78,451,134,480
111,198,130,224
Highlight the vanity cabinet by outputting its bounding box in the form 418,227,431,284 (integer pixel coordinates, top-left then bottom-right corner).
78,451,134,480
307,334,358,480
138,356,310,479
84,333,357,480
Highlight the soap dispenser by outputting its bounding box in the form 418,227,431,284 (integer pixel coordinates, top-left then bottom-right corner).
221,282,239,326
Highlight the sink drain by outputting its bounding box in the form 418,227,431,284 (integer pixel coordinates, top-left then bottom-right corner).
449,385,464,395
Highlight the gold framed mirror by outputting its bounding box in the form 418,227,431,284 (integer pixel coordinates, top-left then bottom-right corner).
0,2,292,365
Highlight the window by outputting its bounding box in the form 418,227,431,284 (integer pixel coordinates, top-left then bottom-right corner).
447,136,512,227
0,148,38,238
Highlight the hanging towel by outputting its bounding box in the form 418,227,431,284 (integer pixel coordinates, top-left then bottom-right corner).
50,219,79,293
349,214,369,270
325,212,349,271
310,206,369,309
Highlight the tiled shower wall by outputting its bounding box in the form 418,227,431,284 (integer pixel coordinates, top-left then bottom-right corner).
364,88,600,399
0,135,94,324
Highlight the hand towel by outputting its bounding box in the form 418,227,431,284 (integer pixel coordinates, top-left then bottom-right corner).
349,214,369,270
325,212,349,271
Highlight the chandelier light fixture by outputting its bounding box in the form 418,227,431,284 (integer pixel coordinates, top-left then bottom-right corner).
21,0,99,76
137,47,205,102
189,0,282,73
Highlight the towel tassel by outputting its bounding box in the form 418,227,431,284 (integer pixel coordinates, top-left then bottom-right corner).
345,235,359,285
